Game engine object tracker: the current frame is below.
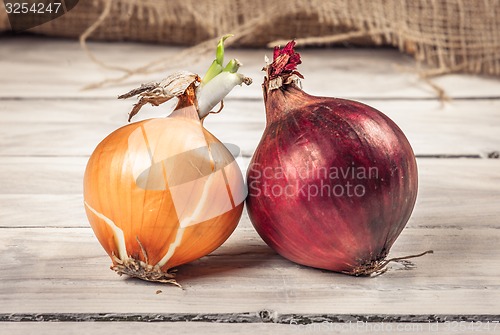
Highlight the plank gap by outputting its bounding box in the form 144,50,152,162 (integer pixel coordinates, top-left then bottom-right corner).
0,226,89,229
239,154,491,159
0,154,91,158
415,154,483,159
0,313,498,323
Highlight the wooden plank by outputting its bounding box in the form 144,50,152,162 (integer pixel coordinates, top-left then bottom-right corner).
1,99,500,157
0,159,499,228
1,159,499,229
0,156,86,194
0,195,85,228
1,160,500,315
1,37,500,330
1,37,500,99
0,224,498,315
0,321,497,335
1,159,498,315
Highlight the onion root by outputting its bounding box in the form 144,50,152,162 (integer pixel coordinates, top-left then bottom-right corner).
342,250,434,277
111,254,181,288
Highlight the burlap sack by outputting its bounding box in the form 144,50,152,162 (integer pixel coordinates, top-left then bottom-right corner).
1,0,499,77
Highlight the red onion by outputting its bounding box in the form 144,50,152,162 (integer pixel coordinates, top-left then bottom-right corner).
246,41,424,276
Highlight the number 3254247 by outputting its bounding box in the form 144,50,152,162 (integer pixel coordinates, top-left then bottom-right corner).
4,2,62,14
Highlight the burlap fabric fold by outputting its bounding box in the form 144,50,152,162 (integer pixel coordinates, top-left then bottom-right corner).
1,0,499,76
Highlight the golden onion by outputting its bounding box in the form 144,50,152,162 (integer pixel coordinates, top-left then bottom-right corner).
83,37,250,284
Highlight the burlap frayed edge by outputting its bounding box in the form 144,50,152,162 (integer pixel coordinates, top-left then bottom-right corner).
75,0,500,95
79,0,282,90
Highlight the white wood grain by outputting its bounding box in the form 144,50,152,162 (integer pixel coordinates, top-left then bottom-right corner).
0,195,85,228
1,37,500,99
1,160,499,229
0,156,86,194
1,99,499,157
1,37,500,330
0,225,498,314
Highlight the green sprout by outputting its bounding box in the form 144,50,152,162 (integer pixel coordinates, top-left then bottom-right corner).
201,34,241,85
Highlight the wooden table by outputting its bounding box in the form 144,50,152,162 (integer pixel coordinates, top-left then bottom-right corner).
1,37,499,334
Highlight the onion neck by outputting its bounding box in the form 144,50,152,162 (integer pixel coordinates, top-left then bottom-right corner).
168,83,201,121
263,39,309,124
175,83,198,111
264,81,313,124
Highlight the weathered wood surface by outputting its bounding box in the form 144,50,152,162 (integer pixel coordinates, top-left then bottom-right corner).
1,99,500,157
1,223,499,314
1,36,500,100
1,37,499,334
1,159,499,230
